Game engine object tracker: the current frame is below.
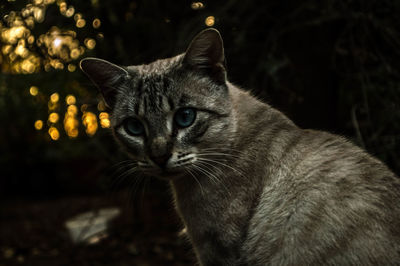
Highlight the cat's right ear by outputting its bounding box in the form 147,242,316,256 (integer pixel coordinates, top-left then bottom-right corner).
80,57,130,108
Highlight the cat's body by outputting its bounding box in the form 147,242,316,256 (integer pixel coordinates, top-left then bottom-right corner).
81,29,400,265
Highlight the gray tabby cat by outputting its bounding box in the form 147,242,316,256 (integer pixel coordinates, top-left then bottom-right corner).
80,28,400,265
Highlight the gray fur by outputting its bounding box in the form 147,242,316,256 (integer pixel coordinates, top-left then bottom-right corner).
81,28,400,265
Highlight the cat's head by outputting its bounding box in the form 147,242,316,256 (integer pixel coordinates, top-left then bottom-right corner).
80,28,236,179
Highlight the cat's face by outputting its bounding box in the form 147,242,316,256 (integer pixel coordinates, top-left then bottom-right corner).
81,29,236,179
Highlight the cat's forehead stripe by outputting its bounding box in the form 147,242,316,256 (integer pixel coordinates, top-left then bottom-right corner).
134,74,174,116
179,94,190,106
168,97,175,110
135,78,143,99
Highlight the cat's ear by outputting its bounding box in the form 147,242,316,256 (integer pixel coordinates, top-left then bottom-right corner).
80,57,129,108
183,28,227,84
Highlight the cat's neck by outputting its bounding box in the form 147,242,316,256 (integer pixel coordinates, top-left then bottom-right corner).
228,82,297,148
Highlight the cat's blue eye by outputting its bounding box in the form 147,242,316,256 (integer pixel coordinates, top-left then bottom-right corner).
174,108,196,128
123,118,144,136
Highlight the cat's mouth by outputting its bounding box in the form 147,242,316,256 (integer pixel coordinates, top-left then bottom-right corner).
136,152,197,180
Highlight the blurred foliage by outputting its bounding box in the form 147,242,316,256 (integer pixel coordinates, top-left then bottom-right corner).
0,0,399,198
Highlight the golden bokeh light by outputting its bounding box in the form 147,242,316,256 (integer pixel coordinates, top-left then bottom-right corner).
191,2,204,10
48,126,60,140
67,63,76,72
65,95,76,105
9,52,18,61
64,107,79,138
27,35,35,44
15,41,29,58
14,54,40,74
55,61,64,69
3,0,109,140
65,7,75,17
25,17,35,28
205,16,215,26
33,6,45,22
48,101,58,111
76,19,86,28
99,112,109,120
44,63,51,72
100,119,110,128
48,112,59,123
37,27,83,63
34,120,43,130
80,104,88,113
30,86,39,96
1,0,99,74
97,100,106,111
52,37,62,48
59,2,67,14
2,45,13,55
1,26,28,44
68,64,76,72
68,104,78,115
99,112,111,128
0,1,79,74
69,128,79,138
92,18,101,29
82,112,98,136
74,13,82,21
84,38,96,49
50,92,59,103
70,48,80,59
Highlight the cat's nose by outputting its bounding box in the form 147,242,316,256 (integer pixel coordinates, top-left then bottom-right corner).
150,153,172,168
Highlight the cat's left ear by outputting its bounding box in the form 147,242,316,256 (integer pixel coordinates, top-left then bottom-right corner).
183,28,227,84
80,57,130,108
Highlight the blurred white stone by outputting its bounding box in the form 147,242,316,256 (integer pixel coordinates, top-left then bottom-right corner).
65,208,120,243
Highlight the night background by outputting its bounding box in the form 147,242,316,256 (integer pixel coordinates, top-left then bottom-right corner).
1,0,399,265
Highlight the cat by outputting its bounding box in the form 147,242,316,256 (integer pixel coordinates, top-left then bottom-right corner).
80,28,400,265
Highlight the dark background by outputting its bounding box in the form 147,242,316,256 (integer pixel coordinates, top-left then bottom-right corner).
1,0,399,265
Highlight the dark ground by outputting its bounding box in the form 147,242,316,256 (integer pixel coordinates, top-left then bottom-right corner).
0,189,195,266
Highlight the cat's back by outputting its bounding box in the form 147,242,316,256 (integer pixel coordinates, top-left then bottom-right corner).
240,102,400,265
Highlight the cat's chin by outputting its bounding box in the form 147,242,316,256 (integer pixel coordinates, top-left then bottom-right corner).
148,168,186,181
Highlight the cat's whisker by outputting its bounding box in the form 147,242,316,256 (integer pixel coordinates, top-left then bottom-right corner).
109,163,139,192
192,163,219,186
201,146,247,155
126,171,145,210
184,166,205,197
195,159,225,176
110,159,136,169
195,159,227,179
197,157,245,178
107,164,143,207
196,152,242,163
194,161,231,197
201,146,254,158
198,149,254,162
109,161,136,178
118,162,148,181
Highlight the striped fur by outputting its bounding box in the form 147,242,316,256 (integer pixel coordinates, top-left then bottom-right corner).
81,29,400,265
